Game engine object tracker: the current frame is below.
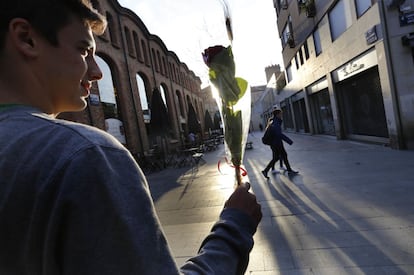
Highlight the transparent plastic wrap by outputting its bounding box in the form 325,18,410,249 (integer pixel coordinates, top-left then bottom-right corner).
202,1,251,185
203,45,251,184
211,74,251,185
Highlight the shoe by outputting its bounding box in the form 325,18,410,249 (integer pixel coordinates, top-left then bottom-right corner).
287,169,298,174
271,169,278,174
261,170,269,179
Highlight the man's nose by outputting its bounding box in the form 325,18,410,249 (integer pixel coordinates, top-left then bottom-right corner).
88,58,103,81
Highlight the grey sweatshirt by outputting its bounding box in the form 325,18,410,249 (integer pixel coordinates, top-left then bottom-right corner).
0,106,255,275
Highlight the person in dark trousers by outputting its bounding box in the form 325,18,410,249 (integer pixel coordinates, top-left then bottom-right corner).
262,109,298,179
276,120,285,172
0,0,262,274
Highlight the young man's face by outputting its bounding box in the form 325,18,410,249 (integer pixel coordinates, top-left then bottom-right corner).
37,16,102,114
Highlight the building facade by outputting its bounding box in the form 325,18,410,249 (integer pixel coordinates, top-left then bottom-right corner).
250,85,267,131
60,0,206,157
273,0,414,149
200,85,221,135
262,65,287,125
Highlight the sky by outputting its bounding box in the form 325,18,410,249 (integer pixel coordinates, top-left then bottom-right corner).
117,0,283,87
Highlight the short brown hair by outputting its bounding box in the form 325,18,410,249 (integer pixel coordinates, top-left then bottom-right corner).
0,0,106,49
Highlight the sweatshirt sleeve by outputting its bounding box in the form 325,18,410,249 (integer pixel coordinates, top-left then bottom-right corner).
180,208,256,275
51,145,180,275
282,133,293,145
52,144,255,275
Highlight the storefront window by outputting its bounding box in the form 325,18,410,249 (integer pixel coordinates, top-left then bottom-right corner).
310,89,335,135
337,67,388,138
293,99,309,133
281,102,294,129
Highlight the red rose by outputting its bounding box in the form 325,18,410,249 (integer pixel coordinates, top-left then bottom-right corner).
202,45,226,66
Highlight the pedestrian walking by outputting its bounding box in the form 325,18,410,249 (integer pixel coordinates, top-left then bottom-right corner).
262,109,298,179
0,1,262,274
274,119,285,172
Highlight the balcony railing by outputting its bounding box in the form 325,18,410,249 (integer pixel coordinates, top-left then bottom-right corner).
281,0,288,9
286,33,295,48
298,0,316,17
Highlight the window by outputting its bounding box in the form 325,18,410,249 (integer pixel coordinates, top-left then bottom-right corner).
136,74,150,123
141,40,150,66
159,85,168,109
124,27,134,56
281,16,294,47
105,12,118,46
282,25,290,47
96,56,116,107
172,64,177,82
299,48,304,65
177,70,180,84
96,56,126,144
294,55,299,69
304,41,310,59
356,0,372,17
176,90,184,116
286,63,293,83
151,49,159,72
313,28,322,55
162,57,168,78
329,0,353,41
157,51,163,75
133,32,143,62
338,68,388,137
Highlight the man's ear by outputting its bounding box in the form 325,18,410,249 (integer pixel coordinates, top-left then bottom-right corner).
8,18,39,58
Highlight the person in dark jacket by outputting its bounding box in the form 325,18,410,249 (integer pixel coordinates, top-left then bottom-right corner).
262,109,298,179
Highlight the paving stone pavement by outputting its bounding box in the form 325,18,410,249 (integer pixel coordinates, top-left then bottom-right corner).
145,132,414,274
